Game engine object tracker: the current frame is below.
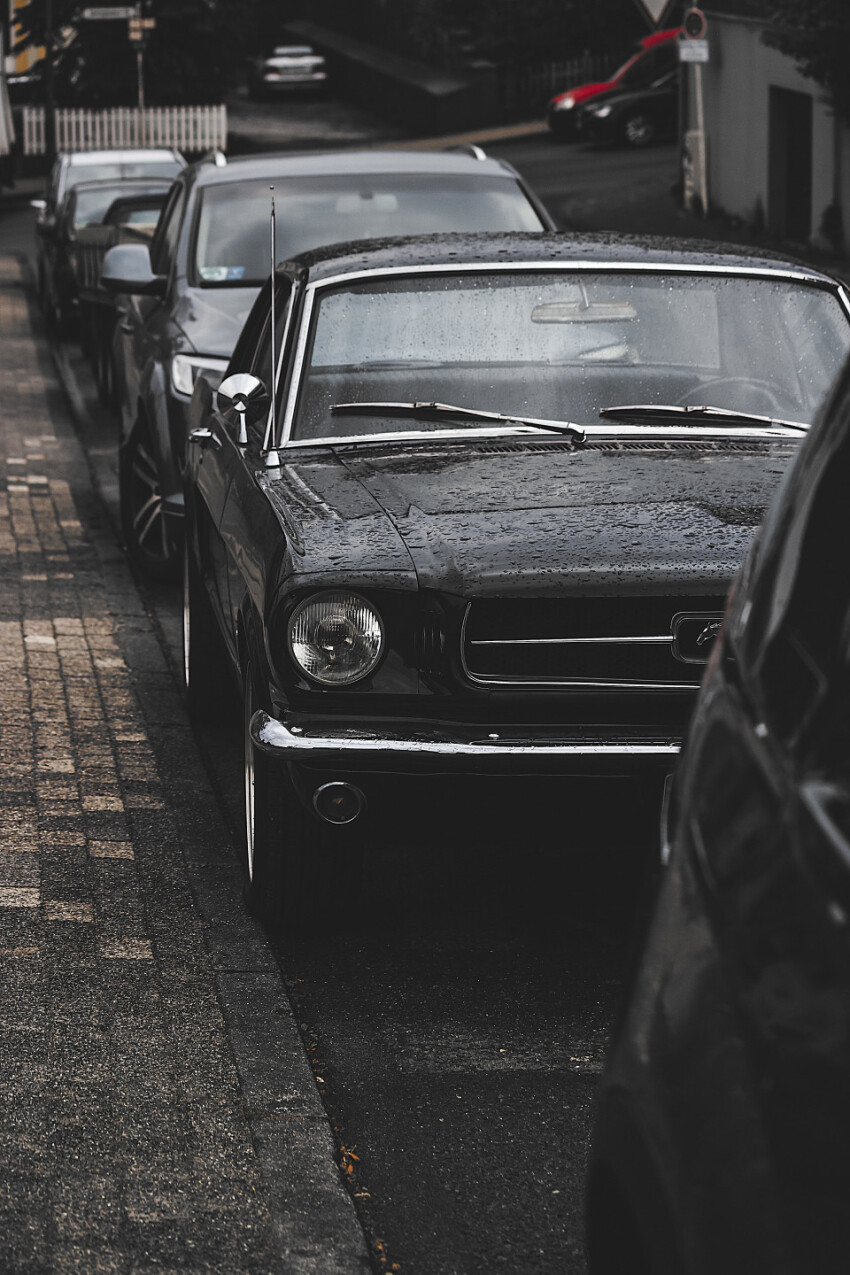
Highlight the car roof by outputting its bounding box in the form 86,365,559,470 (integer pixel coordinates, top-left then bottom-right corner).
60,147,184,165
183,147,526,190
288,231,843,287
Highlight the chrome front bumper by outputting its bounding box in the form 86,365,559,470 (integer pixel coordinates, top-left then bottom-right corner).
250,711,681,770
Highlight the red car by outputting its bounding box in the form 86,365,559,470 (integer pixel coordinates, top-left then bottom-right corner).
547,28,681,139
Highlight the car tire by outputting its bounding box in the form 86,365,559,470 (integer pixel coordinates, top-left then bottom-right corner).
242,662,364,936
623,112,656,147
182,534,228,720
119,418,180,581
95,334,118,409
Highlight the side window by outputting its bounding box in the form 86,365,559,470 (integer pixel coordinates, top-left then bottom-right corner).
228,277,273,375
149,184,187,278
248,278,294,442
47,158,62,210
251,278,293,385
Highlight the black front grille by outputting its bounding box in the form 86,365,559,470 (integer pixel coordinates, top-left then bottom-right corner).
462,595,726,687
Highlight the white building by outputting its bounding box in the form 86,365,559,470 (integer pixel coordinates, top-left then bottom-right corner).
692,2,847,250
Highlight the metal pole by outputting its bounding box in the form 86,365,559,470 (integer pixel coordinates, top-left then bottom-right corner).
694,62,708,217
264,187,280,467
44,0,56,160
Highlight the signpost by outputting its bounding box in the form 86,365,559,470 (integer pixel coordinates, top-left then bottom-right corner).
679,9,709,217
81,6,137,18
81,5,155,133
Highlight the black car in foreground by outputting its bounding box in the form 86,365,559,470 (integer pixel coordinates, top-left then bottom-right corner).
182,232,850,934
101,148,555,580
586,353,850,1275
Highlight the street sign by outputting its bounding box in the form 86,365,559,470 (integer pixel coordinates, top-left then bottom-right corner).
679,38,709,62
683,8,708,39
631,0,677,28
82,6,138,18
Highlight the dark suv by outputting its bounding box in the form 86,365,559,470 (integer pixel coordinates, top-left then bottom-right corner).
32,146,185,333
587,355,850,1274
102,148,555,578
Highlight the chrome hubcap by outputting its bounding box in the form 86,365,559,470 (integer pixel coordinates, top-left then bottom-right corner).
129,436,174,561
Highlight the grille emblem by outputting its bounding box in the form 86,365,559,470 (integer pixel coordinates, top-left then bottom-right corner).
671,612,724,664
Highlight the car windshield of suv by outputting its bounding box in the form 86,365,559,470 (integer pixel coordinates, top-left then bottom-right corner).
193,175,545,285
291,270,850,441
71,185,165,229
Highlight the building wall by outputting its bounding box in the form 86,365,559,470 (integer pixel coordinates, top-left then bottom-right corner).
695,12,845,247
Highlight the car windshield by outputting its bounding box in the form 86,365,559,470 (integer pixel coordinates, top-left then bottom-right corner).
71,186,164,229
193,176,545,286
290,269,850,442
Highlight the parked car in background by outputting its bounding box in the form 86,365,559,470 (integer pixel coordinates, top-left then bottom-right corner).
181,231,850,935
71,181,173,406
40,176,172,342
32,147,185,331
578,68,679,148
100,147,555,579
249,44,327,97
586,352,850,1275
547,27,680,140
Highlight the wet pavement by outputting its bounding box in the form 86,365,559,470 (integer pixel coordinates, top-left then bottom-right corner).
0,253,369,1273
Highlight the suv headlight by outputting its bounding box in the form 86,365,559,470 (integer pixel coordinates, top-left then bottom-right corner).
288,591,384,686
170,354,229,398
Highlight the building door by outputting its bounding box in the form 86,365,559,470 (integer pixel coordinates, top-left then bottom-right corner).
768,86,813,241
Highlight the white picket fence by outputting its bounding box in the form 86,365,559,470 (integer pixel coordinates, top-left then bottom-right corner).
22,104,227,155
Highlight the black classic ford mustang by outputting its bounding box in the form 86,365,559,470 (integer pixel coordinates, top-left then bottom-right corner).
182,232,850,930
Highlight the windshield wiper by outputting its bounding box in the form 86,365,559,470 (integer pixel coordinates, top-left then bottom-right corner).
598,403,808,432
330,400,585,441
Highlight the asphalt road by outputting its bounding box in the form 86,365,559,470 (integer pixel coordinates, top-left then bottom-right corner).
4,115,673,1273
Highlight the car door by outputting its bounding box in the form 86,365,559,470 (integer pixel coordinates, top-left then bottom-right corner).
219,277,295,653
188,278,286,659
724,388,850,1272
117,181,187,436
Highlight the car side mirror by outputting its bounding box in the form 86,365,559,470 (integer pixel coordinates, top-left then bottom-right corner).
101,242,167,297
217,372,270,445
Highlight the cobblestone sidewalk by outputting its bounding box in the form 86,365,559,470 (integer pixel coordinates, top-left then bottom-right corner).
0,257,368,1274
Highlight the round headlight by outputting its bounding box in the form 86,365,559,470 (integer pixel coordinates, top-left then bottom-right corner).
288,591,384,686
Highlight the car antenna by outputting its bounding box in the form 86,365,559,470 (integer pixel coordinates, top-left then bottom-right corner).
263,185,281,467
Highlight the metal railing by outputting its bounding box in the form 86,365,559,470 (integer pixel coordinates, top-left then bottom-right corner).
22,104,227,155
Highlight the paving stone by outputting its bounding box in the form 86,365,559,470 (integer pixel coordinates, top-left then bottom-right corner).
0,250,370,1275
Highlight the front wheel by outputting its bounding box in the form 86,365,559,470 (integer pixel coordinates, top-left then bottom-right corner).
119,419,179,580
242,665,364,936
623,112,656,148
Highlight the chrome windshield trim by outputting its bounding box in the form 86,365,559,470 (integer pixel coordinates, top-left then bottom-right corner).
306,260,840,290
277,420,807,450
281,424,582,448
278,261,845,448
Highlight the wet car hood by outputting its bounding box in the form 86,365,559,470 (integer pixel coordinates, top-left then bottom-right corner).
266,437,798,597
173,284,260,356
